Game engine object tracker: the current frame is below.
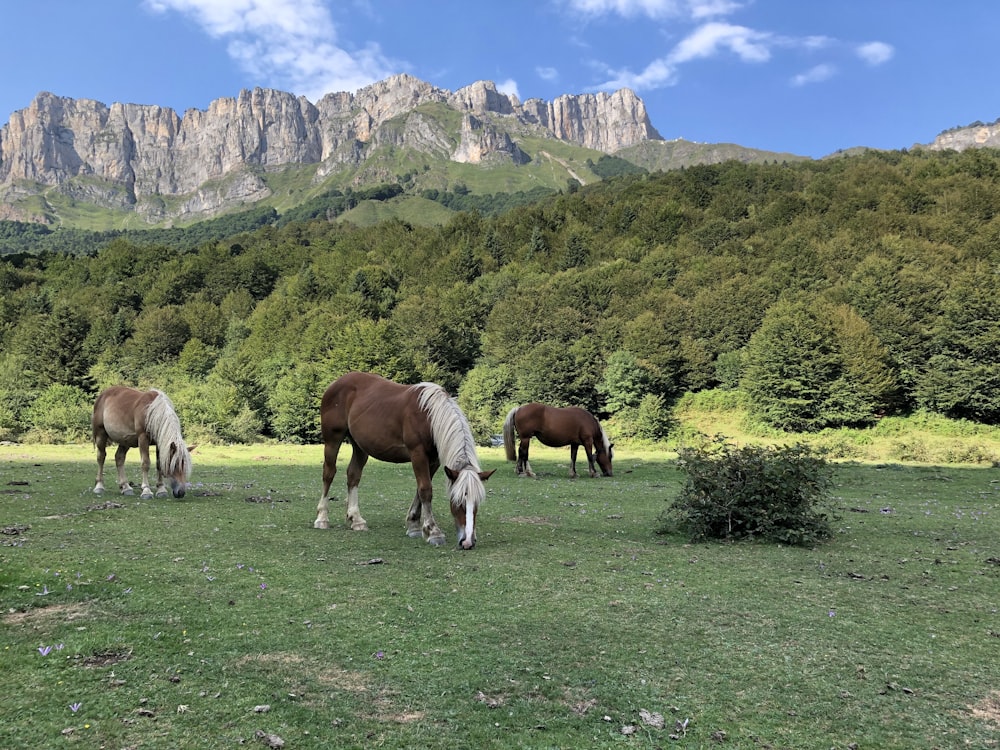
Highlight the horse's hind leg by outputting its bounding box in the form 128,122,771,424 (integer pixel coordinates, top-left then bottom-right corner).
93,435,108,494
314,438,343,529
517,438,535,477
114,445,134,495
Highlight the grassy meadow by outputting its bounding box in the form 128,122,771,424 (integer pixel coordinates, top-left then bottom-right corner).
1,441,999,749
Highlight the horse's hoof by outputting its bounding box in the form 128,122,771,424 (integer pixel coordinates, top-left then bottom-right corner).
122,488,134,496
350,522,368,532
155,491,168,498
92,488,104,496
406,529,423,538
313,519,329,529
140,491,154,500
427,535,446,546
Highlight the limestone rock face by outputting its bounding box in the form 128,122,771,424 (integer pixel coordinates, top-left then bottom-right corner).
924,121,1000,151
0,74,663,222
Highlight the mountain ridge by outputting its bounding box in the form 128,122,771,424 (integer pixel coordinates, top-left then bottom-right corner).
0,73,994,229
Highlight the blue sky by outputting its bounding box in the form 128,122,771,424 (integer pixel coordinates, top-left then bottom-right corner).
3,1,998,158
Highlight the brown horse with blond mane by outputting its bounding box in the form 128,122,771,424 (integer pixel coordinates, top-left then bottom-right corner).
313,372,495,549
91,386,193,499
503,403,614,478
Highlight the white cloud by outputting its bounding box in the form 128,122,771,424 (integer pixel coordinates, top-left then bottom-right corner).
496,79,520,99
536,66,560,82
856,41,894,65
668,22,772,64
144,0,398,99
791,63,836,87
595,58,677,91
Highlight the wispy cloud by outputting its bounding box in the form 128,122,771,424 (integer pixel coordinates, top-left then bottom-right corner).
576,0,894,94
856,41,894,65
143,0,398,99
565,0,742,20
536,66,560,82
792,63,836,87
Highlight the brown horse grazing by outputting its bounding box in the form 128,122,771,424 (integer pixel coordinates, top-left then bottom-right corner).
503,403,614,478
314,372,495,549
92,386,193,499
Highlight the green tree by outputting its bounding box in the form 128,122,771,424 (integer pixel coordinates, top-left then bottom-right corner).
742,298,897,431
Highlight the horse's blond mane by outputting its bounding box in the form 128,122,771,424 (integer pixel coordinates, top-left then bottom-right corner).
597,423,612,456
414,383,484,509
145,390,192,479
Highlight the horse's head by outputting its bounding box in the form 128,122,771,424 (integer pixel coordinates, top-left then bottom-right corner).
161,442,194,498
444,466,496,549
597,443,614,477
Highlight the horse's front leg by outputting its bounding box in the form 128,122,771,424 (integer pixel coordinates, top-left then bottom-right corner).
114,445,134,495
137,436,155,499
517,438,535,477
314,439,342,529
344,449,369,531
411,454,445,546
405,491,423,538
153,447,169,498
569,444,580,479
583,442,599,478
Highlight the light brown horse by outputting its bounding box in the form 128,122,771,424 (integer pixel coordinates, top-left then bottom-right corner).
503,403,614,478
313,372,495,549
92,386,193,499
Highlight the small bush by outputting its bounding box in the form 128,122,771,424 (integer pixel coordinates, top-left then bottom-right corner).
658,439,835,546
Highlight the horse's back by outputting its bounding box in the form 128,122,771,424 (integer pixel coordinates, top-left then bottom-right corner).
322,372,410,418
93,386,155,444
321,372,423,459
518,403,598,444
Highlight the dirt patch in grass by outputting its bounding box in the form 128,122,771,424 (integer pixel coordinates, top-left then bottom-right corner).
234,652,371,694
971,691,1000,727
318,667,369,693
3,601,91,627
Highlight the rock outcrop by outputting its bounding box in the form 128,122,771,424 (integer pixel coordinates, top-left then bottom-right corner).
0,74,662,223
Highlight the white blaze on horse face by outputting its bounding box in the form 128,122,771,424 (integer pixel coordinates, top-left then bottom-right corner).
462,502,476,549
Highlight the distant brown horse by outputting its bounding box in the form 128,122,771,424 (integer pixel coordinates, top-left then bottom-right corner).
503,403,614,478
92,386,193,499
313,372,495,549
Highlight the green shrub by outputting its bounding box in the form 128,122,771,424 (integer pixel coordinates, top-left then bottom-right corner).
24,384,92,443
659,439,835,546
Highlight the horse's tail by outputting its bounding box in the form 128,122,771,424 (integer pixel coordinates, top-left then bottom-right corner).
502,406,519,462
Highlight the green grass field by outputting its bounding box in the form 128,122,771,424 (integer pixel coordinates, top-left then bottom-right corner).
2,443,998,749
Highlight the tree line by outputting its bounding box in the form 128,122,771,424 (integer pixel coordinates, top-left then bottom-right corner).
0,147,997,444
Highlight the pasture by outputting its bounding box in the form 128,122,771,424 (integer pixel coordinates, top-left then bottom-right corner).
1,443,998,749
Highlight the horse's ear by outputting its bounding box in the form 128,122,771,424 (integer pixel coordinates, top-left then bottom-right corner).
444,466,459,481
479,469,496,481
188,444,197,453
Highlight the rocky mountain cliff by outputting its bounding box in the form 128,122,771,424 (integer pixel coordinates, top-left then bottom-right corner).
923,118,1000,151
0,74,663,225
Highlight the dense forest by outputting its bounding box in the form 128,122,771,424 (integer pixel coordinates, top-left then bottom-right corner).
1,148,998,446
